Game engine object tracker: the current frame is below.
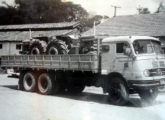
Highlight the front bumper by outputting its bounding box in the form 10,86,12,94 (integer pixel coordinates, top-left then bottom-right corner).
128,79,165,90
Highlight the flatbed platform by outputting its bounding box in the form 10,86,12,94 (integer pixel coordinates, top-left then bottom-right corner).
1,55,98,72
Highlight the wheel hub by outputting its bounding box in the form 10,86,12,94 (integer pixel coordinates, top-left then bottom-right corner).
49,47,58,55
31,48,40,54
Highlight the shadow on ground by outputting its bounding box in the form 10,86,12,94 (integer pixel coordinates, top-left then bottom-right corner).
1,85,18,90
1,84,165,108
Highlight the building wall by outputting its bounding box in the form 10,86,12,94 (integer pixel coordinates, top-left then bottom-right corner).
0,41,21,56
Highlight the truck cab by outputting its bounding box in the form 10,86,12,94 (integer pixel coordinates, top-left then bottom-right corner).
100,36,165,104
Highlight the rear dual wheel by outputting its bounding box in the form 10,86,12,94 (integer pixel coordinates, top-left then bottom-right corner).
20,71,60,95
37,73,60,95
22,72,36,92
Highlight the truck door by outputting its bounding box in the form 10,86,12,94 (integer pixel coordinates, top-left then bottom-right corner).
114,42,133,79
101,43,116,74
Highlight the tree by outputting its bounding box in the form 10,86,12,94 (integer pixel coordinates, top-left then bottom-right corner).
80,15,109,32
0,0,88,24
0,0,108,32
15,0,88,23
155,2,165,13
0,2,23,25
137,7,150,14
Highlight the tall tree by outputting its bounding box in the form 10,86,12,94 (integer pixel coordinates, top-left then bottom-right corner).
0,0,88,24
0,2,22,25
15,0,88,23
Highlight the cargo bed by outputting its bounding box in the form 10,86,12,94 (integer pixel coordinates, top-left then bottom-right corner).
1,55,98,73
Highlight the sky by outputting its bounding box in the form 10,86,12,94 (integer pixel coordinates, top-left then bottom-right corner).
67,0,165,17
0,0,165,17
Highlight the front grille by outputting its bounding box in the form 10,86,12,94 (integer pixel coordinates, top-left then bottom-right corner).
152,61,165,68
149,68,165,76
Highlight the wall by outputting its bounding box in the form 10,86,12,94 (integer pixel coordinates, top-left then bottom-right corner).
0,41,21,56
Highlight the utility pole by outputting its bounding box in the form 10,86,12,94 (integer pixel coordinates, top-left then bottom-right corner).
111,5,121,17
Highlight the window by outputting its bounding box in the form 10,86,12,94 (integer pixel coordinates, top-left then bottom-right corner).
101,45,110,53
133,40,161,54
116,42,130,53
16,44,21,50
0,44,2,49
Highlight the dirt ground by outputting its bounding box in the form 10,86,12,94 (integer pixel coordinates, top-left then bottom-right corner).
0,74,165,120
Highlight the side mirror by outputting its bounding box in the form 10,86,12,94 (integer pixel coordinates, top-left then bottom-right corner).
124,47,131,56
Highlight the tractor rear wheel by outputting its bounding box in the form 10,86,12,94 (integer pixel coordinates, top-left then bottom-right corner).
46,40,68,55
29,40,46,55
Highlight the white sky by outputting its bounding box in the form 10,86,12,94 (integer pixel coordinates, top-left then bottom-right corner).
0,0,165,17
68,0,165,17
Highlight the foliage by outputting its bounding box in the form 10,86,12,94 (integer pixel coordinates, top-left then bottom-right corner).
137,7,150,14
155,2,165,13
0,0,88,24
80,15,109,32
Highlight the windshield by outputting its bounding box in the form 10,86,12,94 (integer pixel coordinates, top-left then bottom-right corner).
133,39,161,54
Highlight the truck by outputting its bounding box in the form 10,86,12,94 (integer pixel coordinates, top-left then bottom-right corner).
1,36,165,105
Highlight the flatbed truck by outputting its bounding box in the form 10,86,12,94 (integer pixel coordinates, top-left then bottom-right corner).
1,36,165,105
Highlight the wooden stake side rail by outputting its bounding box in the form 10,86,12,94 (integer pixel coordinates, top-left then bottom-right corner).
1,55,99,73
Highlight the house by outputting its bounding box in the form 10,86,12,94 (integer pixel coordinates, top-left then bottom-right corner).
0,22,80,56
0,40,21,56
82,12,165,49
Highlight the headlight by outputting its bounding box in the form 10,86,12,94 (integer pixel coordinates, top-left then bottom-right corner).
143,69,150,77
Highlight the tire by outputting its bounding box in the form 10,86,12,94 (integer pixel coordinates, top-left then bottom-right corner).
18,71,25,90
108,77,129,106
23,72,36,92
46,40,68,55
37,73,60,95
158,86,165,92
29,40,46,55
139,88,158,104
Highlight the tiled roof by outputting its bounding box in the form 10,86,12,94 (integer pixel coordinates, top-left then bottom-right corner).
0,22,79,31
0,22,80,41
82,13,165,37
0,29,75,41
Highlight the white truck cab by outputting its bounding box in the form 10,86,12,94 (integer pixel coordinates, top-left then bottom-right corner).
100,36,165,104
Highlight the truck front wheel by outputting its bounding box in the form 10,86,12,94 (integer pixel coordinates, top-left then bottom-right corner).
23,72,36,92
139,88,158,103
108,77,129,106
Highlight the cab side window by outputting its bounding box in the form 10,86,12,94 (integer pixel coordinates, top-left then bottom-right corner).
102,45,110,53
116,42,130,54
